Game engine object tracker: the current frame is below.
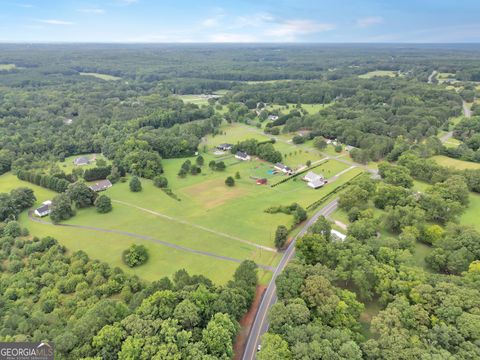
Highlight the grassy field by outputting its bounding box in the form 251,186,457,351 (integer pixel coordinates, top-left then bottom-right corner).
264,103,331,115
3,123,365,285
58,153,110,173
0,173,56,208
461,193,480,231
431,155,480,170
175,94,213,106
359,70,398,79
79,72,121,81
0,64,16,70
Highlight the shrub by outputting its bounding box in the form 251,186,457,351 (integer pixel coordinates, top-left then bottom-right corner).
95,195,112,214
123,244,149,267
225,176,235,187
129,176,142,192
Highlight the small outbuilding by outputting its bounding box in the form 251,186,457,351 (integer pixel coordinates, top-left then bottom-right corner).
256,178,268,185
89,179,112,192
34,200,52,217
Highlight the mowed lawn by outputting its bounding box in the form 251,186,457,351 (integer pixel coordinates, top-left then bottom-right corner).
58,153,110,173
359,70,398,79
461,193,480,231
432,155,480,170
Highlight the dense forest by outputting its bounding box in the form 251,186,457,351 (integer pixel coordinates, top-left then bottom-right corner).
259,170,480,359
0,232,258,359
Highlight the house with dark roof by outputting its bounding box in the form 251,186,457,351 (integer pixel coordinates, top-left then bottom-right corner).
34,200,52,217
74,156,90,166
89,179,112,192
274,163,294,175
217,143,233,151
235,151,251,161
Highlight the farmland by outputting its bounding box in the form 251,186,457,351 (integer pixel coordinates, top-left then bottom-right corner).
4,123,364,284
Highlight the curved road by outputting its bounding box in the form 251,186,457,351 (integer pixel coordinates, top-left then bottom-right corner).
27,211,275,272
242,199,339,360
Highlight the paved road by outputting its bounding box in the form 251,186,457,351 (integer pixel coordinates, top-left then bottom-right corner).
27,211,275,272
428,70,438,84
242,199,339,360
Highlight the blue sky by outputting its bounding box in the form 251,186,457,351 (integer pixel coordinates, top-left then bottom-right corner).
1,0,480,43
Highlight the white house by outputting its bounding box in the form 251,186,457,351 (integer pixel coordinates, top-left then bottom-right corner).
217,143,233,151
274,163,294,175
303,171,326,189
235,151,251,161
268,115,279,121
34,200,52,217
331,230,347,241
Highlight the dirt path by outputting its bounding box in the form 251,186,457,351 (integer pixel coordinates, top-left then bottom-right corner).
27,211,275,271
463,100,472,118
428,70,437,84
113,200,277,253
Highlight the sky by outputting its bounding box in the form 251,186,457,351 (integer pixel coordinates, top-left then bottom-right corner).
1,0,480,43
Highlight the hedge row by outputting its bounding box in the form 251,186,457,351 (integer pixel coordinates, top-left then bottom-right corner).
270,160,330,188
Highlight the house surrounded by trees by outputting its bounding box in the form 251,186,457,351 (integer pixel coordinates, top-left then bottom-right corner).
89,179,113,192
74,156,90,166
34,200,52,217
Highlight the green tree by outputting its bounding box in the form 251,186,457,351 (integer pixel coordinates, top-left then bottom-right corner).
129,176,142,192
66,182,97,208
235,171,241,179
202,313,237,359
4,220,21,238
123,244,149,267
314,136,327,150
196,155,204,166
225,176,235,187
275,225,289,250
153,175,168,188
95,195,112,214
311,215,332,240
258,333,292,360
50,193,75,224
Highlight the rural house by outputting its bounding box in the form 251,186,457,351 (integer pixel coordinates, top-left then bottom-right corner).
217,143,233,151
303,171,326,189
34,200,52,217
235,151,251,161
89,179,113,192
74,156,90,166
274,163,294,175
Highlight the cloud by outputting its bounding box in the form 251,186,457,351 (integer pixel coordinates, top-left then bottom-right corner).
118,0,138,5
18,4,33,8
38,19,75,25
266,20,335,40
77,8,105,14
234,12,274,28
357,16,383,28
200,8,225,28
209,33,258,43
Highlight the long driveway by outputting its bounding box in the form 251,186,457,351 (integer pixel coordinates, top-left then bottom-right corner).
242,199,339,360
27,211,275,272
